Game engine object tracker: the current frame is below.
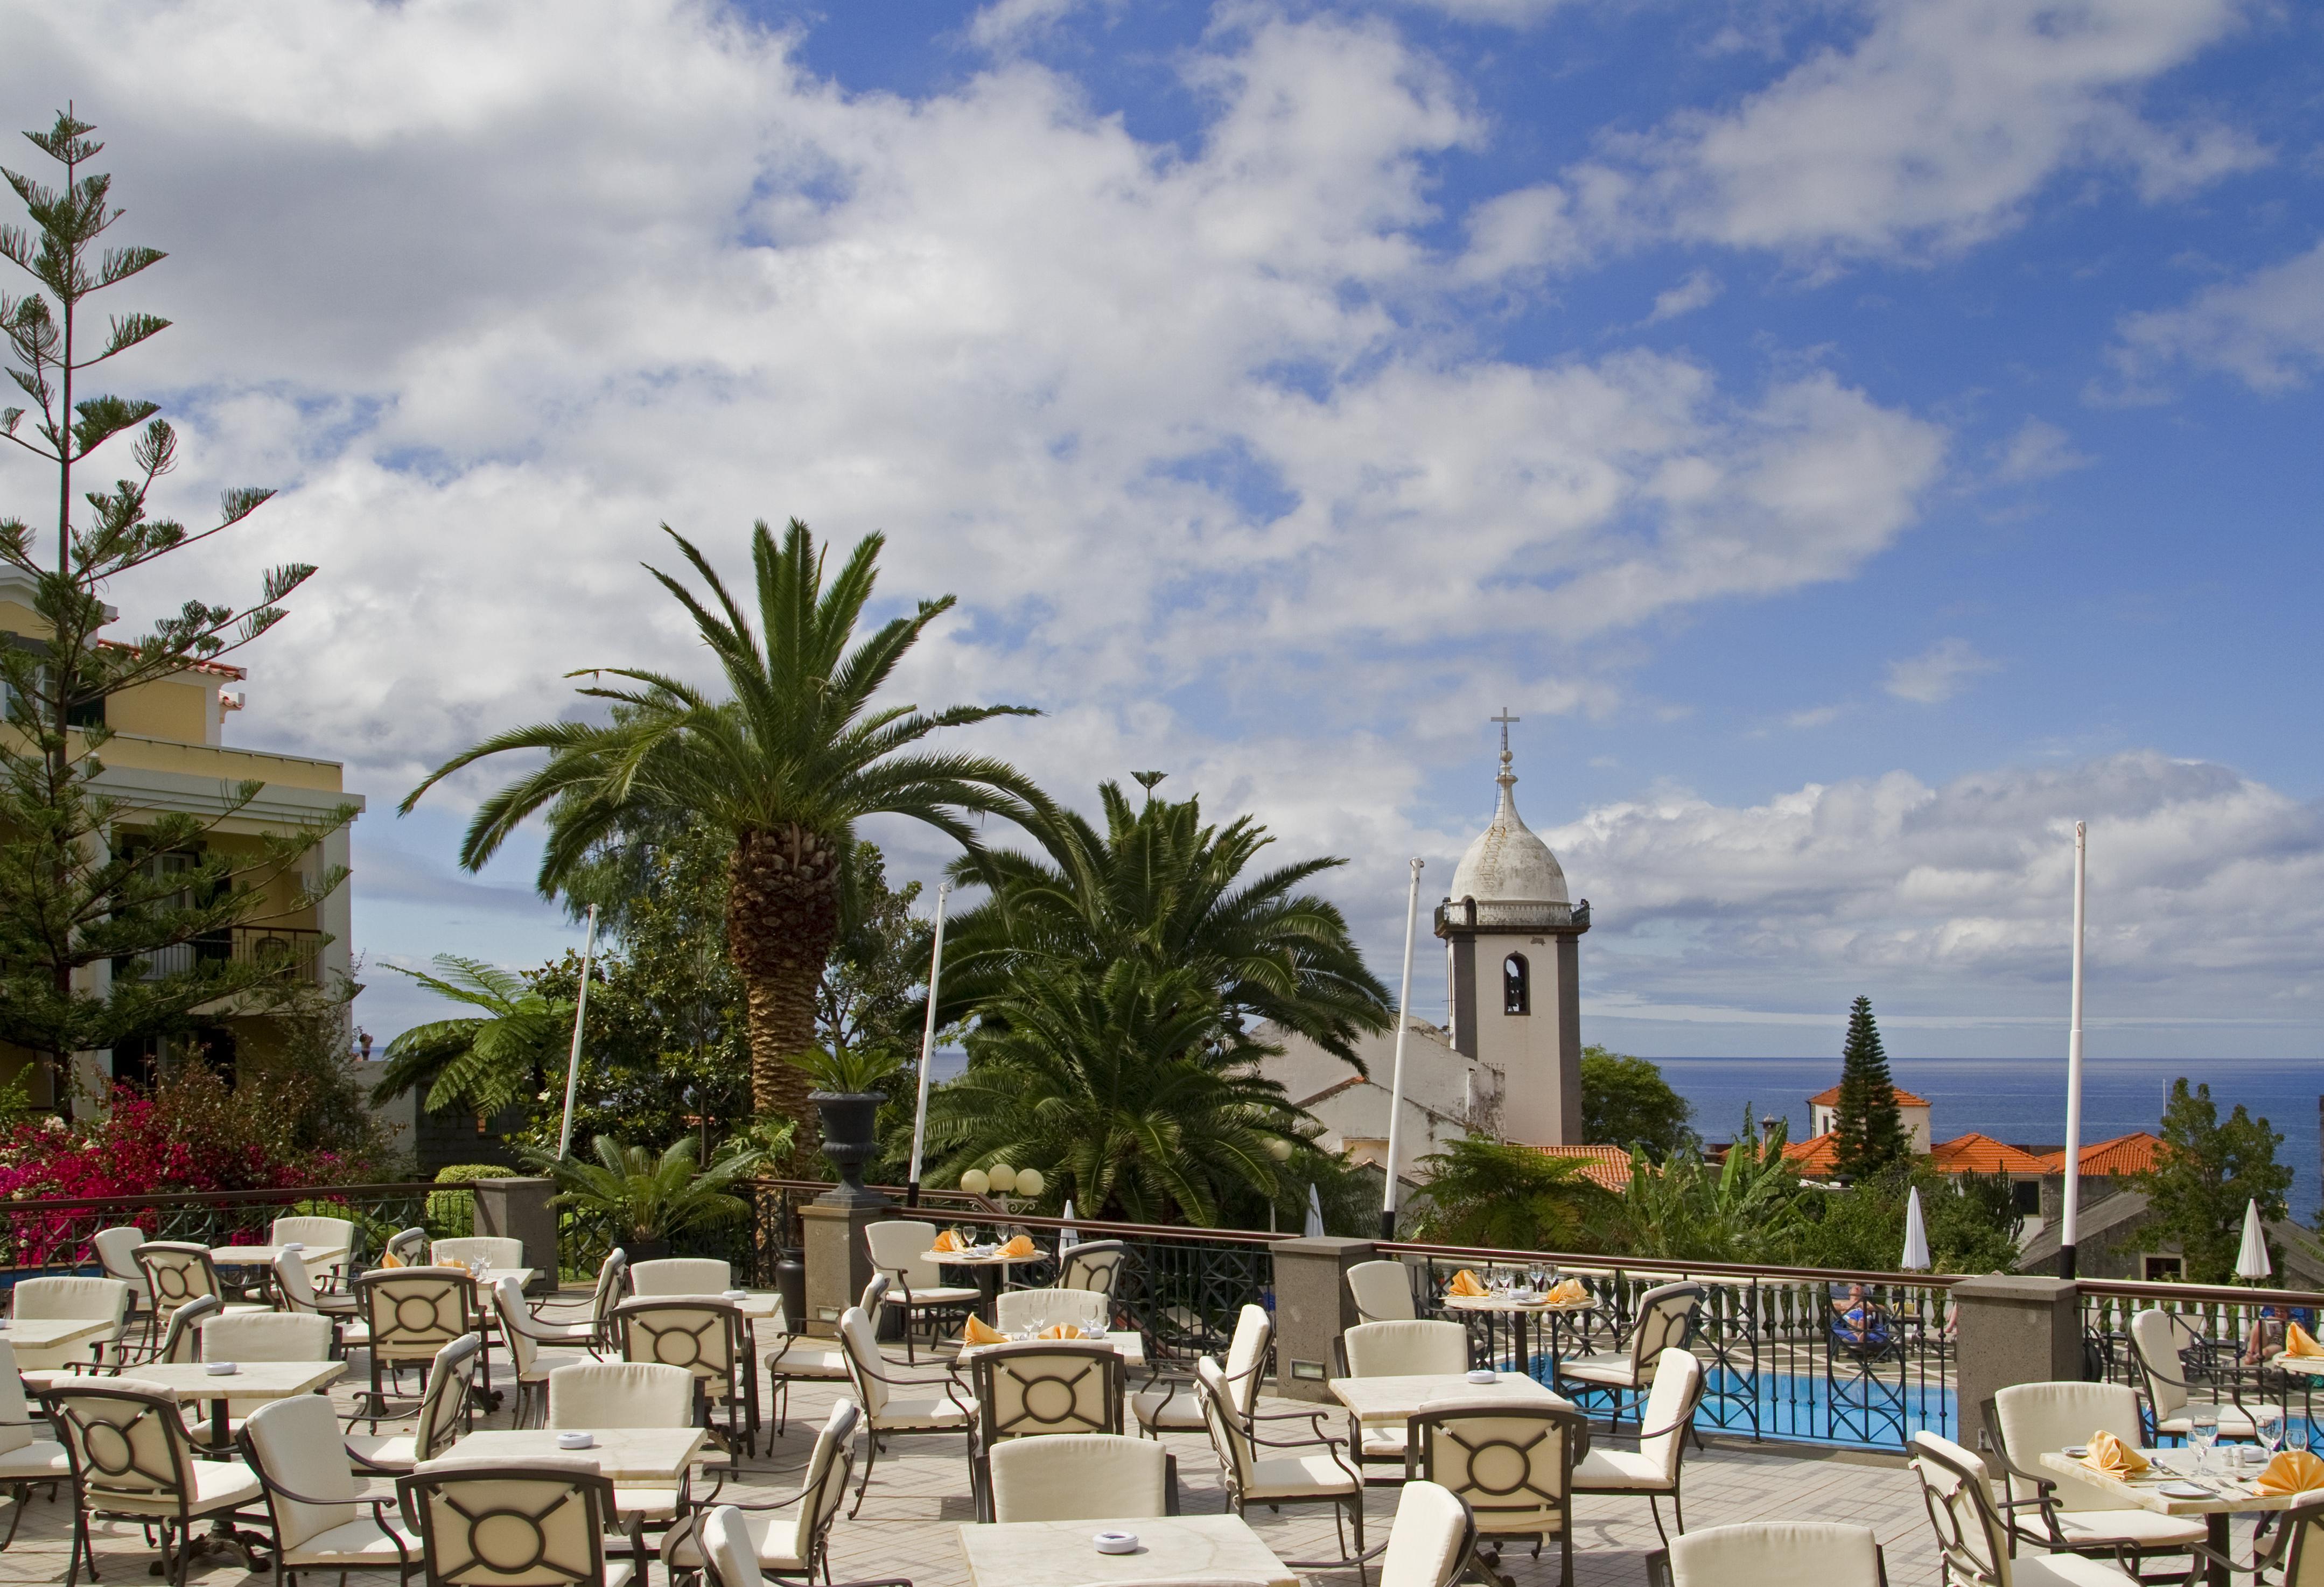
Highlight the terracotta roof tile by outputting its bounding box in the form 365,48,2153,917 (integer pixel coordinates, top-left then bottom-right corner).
2035,1132,2162,1176
1806,1082,1930,1108
1926,1132,2049,1175
1523,1143,1634,1191
1781,1132,1839,1174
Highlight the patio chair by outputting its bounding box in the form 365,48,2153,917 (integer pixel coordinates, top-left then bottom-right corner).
136,1241,266,1330
491,1277,589,1429
186,1310,335,1450
269,1214,358,1289
0,1340,70,1550
2129,1309,2280,1442
102,1294,220,1378
237,1392,419,1585
695,1502,914,1587
432,1237,526,1274
89,1225,153,1331
1057,1240,1129,1298
1911,1430,2139,1587
836,1303,976,1518
1984,1382,2207,1571
1133,1302,1268,1439
993,1287,1111,1335
399,1456,637,1587
1411,1402,1586,1587
1554,1282,1702,1432
863,1220,982,1363
1195,1356,1366,1568
6,1276,132,1374
547,1360,696,1528
345,1333,484,1474
1335,1318,1473,1478
632,1258,732,1296
1646,1522,1886,1587
274,1249,369,1354
968,1339,1125,1518
1572,1348,1705,1546
43,1377,268,1587
990,1434,1168,1522
664,1400,859,1579
384,1226,430,1265
2184,1488,2324,1584
765,1274,885,1437
523,1247,629,1354
1347,1260,1418,1323
1379,1480,1478,1587
354,1267,480,1427
614,1297,760,1457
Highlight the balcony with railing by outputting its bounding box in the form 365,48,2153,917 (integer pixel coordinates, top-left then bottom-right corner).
110,922,326,985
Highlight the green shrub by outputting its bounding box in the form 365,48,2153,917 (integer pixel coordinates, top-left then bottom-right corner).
427,1163,517,1241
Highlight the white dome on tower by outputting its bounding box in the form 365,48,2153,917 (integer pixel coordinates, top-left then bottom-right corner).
1447,749,1568,905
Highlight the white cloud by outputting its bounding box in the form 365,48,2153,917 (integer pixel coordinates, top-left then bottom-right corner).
1994,417,2094,483
967,0,1095,51
1548,750,2324,1028
1472,0,2264,276
2110,239,2324,394
1884,638,1998,704
1646,268,1723,323
1784,704,1844,729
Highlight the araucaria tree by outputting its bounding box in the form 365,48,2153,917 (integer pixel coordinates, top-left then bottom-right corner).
2145,1079,2293,1283
1830,995,1909,1182
405,519,1045,1140
0,110,347,1103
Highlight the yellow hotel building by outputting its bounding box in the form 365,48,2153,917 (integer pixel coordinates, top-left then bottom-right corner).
1,567,362,1112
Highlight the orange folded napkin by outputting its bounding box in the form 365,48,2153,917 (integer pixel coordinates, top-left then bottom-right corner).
1040,1323,1085,1340
1447,1269,1486,1297
2257,1451,2324,1495
2287,1323,2324,1358
999,1235,1035,1258
380,1251,404,1269
2081,1430,2149,1478
933,1230,960,1253
960,1315,1007,1346
440,1256,468,1273
1546,1277,1588,1305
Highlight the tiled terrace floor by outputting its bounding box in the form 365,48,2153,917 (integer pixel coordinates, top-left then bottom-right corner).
1,1328,1967,1587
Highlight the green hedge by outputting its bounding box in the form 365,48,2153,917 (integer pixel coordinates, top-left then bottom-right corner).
426,1163,518,1241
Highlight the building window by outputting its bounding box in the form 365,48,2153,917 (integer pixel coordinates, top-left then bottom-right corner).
2143,1254,2185,1282
1503,952,1530,1015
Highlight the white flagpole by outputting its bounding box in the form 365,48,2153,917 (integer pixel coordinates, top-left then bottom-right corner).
906,882,951,1208
2060,822,2087,1280
555,904,599,1162
1381,858,1424,1241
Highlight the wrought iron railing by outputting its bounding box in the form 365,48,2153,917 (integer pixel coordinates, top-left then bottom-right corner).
112,924,327,985
1,1181,453,1284
2081,1277,2324,1436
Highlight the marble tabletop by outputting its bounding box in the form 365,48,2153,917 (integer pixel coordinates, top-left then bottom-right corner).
2039,1447,2312,1516
213,1244,349,1269
446,1426,711,1484
958,1329,1146,1366
0,1316,116,1349
117,1360,347,1401
958,1513,1296,1587
1328,1370,1573,1423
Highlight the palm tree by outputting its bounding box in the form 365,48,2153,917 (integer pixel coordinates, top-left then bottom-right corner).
403,519,1046,1134
526,1134,763,1250
937,779,1390,1064
1408,1136,1612,1252
1616,1117,1805,1263
368,957,573,1118
925,959,1301,1226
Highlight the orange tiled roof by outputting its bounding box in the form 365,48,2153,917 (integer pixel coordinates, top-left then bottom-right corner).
1926,1132,2049,1176
1525,1143,1635,1191
2036,1132,2163,1176
1806,1082,1930,1108
94,638,249,680
1782,1132,1839,1175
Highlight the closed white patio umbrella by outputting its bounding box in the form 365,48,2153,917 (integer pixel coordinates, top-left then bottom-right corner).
2237,1198,2272,1282
1058,1199,1080,1253
1304,1184,1325,1239
1900,1185,1931,1273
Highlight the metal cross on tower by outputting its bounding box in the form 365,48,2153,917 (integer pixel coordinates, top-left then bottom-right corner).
1492,706,1520,757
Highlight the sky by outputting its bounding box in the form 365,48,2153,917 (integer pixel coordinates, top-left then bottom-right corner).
3,0,2322,1066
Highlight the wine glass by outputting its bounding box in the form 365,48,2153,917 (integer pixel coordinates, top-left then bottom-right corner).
2257,1406,2285,1467
2287,1415,2311,1456
2189,1403,2220,1475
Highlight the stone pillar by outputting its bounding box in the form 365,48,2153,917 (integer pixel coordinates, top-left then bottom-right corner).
1952,1274,2083,1450
800,1185,892,1338
472,1177,558,1294
1270,1236,1376,1403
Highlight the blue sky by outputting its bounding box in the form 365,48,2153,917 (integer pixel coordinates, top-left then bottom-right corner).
5,0,2322,1063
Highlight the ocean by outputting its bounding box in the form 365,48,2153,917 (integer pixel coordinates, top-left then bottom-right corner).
1658,1055,2324,1218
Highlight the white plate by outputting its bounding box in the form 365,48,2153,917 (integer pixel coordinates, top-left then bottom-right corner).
2159,1482,2209,1499
2062,1445,2088,1458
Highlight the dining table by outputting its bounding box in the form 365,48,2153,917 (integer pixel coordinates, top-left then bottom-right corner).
957,1328,1147,1367
0,1315,117,1354
927,1246,1045,1319
958,1513,1297,1587
2041,1445,2314,1586
1440,1290,1597,1379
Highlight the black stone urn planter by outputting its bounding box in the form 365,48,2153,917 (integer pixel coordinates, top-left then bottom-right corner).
812,1090,889,1208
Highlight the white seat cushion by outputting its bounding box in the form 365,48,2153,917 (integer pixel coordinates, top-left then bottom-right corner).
877,1396,972,1431
94,1458,262,1516
2155,1403,2283,1440
519,1349,593,1386
1131,1388,1204,1431
1557,1353,1640,1388
2011,1554,2143,1586
603,1563,636,1587
1244,1454,1359,1501
614,1484,682,1520
0,1438,69,1480
1573,1447,1669,1491
2047,1508,2210,1548
883,1287,982,1308
345,1433,418,1471
766,1340,850,1379
285,1515,423,1568
662,1509,809,1572
1357,1426,1408,1460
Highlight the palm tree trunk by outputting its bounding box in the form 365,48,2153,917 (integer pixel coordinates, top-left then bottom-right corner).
725,823,843,1152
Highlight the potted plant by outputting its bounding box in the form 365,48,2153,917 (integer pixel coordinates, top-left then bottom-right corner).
794,1045,905,1205
528,1135,764,1261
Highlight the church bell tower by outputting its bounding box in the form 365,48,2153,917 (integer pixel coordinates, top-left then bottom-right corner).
1434,712,1590,1146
